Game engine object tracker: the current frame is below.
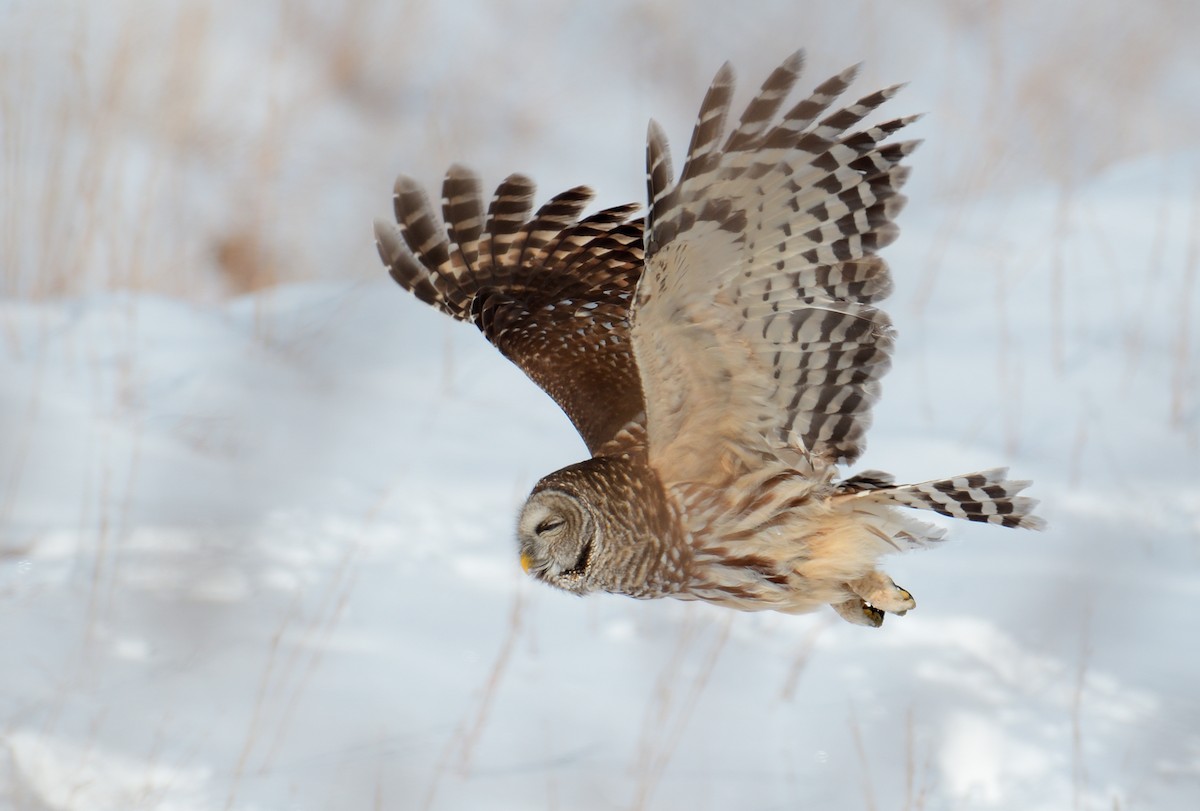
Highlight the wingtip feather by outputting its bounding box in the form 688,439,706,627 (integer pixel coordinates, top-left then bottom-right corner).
373,218,403,264
781,48,806,73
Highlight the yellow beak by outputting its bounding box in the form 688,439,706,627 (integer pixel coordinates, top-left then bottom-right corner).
520,553,532,574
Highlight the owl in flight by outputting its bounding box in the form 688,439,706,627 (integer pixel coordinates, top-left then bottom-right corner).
375,51,1043,627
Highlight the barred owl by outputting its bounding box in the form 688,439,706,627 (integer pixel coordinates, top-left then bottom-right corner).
374,51,1043,627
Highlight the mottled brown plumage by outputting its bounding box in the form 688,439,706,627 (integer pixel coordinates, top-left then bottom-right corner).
375,50,1043,626
376,168,645,453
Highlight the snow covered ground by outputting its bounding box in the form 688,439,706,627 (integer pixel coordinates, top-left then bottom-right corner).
3,2,1199,810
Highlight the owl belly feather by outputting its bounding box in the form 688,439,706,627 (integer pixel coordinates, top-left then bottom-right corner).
676,467,905,614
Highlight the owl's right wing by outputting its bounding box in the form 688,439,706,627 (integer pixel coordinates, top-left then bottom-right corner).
375,167,646,454
632,51,918,485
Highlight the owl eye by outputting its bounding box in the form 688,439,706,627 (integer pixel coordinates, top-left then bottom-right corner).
535,517,565,535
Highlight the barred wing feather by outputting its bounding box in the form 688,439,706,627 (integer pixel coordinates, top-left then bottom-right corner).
634,50,918,485
375,166,646,453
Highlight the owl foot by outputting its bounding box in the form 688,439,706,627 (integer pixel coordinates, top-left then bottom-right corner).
832,598,885,627
848,571,916,615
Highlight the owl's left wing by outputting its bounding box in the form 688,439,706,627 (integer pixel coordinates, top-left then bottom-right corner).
375,167,646,454
632,51,919,485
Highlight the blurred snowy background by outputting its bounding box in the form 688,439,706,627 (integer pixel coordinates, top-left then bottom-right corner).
2,1,1198,809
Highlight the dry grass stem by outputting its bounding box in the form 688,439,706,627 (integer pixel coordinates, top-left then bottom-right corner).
1072,603,1093,811
847,704,878,811
631,612,732,810
419,584,526,811
780,616,829,701
1170,174,1199,428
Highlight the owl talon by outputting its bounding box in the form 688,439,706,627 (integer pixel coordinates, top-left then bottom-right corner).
848,572,916,615
832,598,885,627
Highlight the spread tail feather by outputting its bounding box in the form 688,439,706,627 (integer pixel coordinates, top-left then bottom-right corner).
839,467,1046,530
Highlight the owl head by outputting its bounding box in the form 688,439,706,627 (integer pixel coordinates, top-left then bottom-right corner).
516,456,681,598
516,488,600,594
